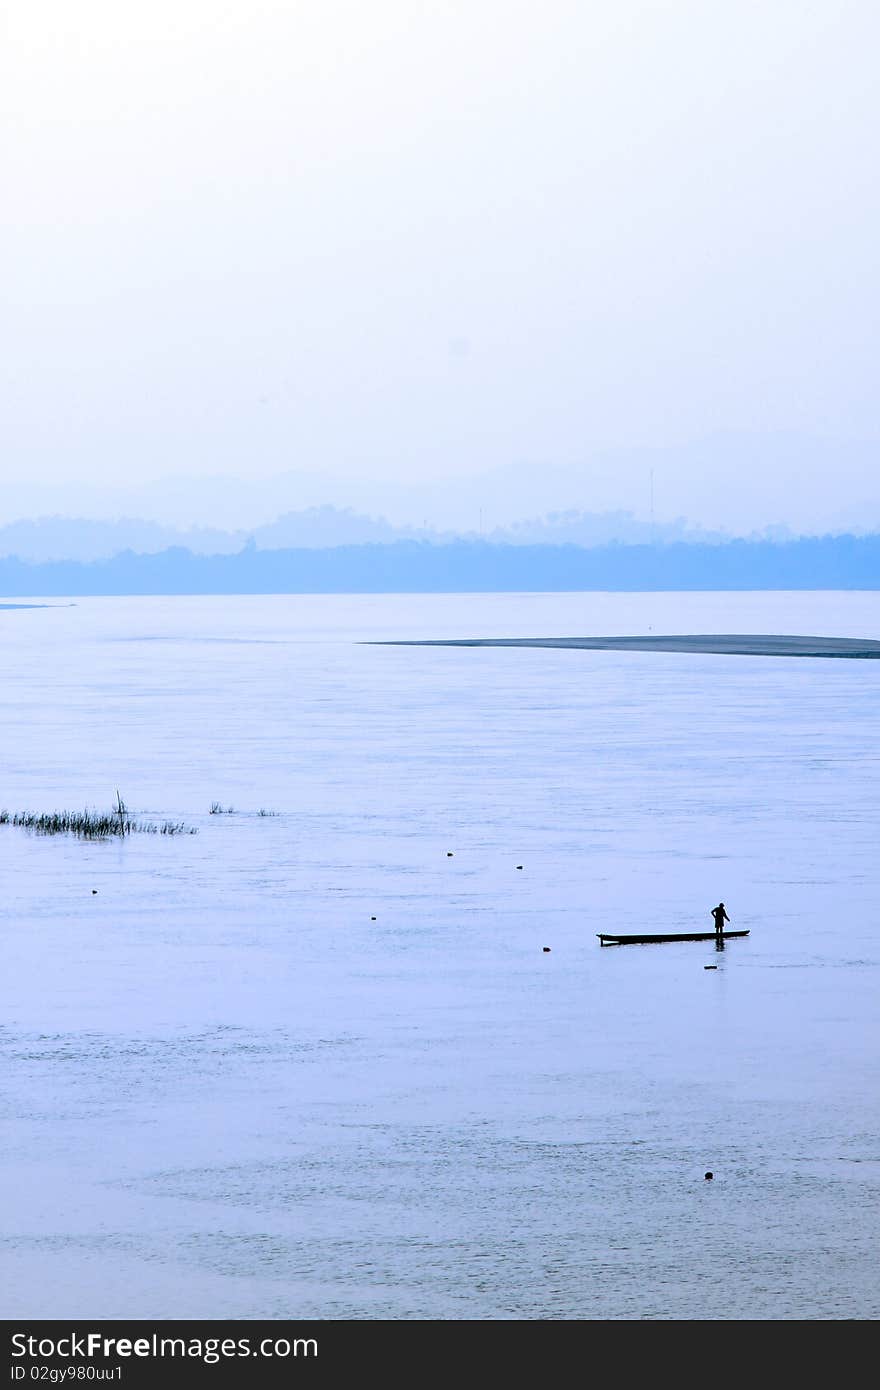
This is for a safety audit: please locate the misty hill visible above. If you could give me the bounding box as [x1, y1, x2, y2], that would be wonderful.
[0, 516, 240, 562]
[483, 510, 728, 546]
[0, 507, 745, 563]
[0, 535, 878, 596]
[0, 508, 421, 560]
[3, 435, 880, 538]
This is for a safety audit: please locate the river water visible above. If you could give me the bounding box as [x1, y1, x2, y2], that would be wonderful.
[1, 590, 879, 1319]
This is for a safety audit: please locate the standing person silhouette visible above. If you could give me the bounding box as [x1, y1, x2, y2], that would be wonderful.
[711, 902, 730, 940]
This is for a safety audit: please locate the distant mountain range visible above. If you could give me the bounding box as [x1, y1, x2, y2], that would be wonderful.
[3, 434, 880, 538]
[0, 506, 778, 563]
[1, 534, 878, 596]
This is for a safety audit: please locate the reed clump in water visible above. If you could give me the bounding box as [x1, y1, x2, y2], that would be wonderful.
[0, 809, 196, 838]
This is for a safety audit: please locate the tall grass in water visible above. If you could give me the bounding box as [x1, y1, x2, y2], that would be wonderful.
[0, 809, 196, 838]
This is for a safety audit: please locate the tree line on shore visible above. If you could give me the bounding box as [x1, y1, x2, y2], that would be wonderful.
[0, 534, 878, 595]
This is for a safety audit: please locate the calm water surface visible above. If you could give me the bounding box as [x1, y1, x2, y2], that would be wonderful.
[1, 591, 879, 1319]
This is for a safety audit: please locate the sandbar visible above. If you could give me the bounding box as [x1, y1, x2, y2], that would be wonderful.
[374, 634, 880, 658]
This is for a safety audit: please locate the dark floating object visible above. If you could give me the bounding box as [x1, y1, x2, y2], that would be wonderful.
[542, 947, 551, 952]
[704, 964, 717, 970]
[370, 916, 376, 921]
[447, 852, 453, 857]
[92, 890, 98, 895]
[516, 865, 523, 870]
[598, 930, 749, 946]
[704, 1172, 714, 1180]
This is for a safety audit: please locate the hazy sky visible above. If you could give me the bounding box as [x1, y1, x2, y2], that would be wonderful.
[2, 1, 879, 528]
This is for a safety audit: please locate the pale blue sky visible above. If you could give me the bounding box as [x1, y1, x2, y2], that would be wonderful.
[2, 2, 878, 529]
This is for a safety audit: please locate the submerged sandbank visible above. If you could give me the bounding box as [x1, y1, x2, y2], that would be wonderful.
[374, 634, 880, 658]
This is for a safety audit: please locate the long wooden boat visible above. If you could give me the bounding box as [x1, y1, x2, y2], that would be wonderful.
[597, 929, 750, 946]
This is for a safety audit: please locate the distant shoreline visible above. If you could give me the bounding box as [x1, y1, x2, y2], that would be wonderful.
[2, 534, 880, 594]
[374, 634, 880, 658]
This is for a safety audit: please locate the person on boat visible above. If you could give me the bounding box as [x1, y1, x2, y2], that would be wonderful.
[711, 902, 730, 937]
